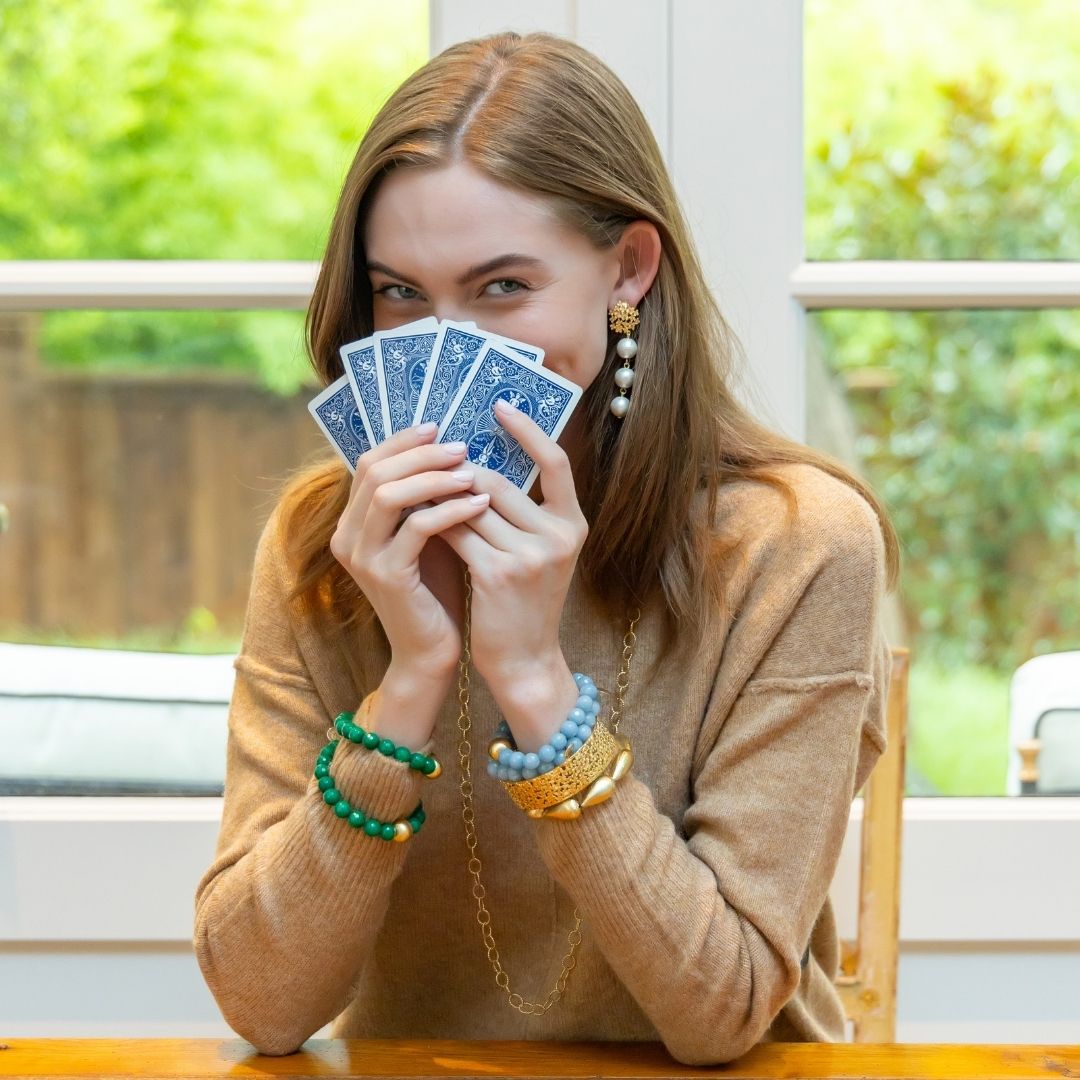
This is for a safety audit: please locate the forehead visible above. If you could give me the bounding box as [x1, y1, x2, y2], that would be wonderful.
[363, 161, 566, 257]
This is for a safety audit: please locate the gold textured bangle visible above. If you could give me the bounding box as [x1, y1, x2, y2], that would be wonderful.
[499, 720, 622, 812]
[534, 733, 634, 820]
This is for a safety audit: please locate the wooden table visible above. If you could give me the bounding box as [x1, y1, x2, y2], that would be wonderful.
[0, 1039, 1077, 1079]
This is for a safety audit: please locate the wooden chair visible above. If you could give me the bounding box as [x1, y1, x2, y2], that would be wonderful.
[835, 646, 909, 1042]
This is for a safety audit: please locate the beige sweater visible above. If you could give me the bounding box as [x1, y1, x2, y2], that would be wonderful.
[193, 461, 892, 1065]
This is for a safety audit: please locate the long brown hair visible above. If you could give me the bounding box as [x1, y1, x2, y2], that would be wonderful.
[278, 30, 901, 682]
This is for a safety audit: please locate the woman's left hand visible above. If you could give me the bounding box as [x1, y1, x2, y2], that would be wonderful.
[437, 398, 588, 704]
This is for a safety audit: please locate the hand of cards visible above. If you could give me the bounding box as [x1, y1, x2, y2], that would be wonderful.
[308, 317, 583, 496]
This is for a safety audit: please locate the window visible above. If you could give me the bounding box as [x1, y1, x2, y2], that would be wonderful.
[0, 2, 427, 795]
[804, 0, 1080, 797]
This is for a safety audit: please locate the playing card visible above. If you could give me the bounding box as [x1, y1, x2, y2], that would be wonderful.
[339, 336, 384, 446]
[436, 342, 581, 493]
[414, 322, 490, 429]
[415, 322, 546, 428]
[307, 375, 372, 472]
[495, 333, 545, 366]
[373, 317, 439, 438]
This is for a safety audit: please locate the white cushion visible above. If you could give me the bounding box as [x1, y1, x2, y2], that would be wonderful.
[0, 643, 236, 794]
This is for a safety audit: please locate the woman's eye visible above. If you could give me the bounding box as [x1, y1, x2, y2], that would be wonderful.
[483, 279, 526, 296]
[376, 284, 421, 300]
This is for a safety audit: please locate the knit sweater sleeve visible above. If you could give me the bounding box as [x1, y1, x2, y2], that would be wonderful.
[192, 508, 434, 1056]
[531, 476, 891, 1066]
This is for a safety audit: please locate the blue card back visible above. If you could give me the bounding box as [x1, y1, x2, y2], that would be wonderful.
[437, 344, 581, 492]
[374, 322, 439, 436]
[341, 340, 384, 445]
[307, 376, 372, 472]
[416, 324, 489, 429]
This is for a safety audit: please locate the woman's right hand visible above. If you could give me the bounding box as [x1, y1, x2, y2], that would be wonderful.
[329, 422, 488, 681]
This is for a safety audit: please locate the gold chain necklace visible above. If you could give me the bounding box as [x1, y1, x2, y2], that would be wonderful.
[455, 566, 641, 1015]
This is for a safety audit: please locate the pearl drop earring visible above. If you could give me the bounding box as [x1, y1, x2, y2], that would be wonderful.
[608, 299, 640, 419]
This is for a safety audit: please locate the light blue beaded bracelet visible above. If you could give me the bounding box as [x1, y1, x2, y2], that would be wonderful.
[486, 673, 602, 783]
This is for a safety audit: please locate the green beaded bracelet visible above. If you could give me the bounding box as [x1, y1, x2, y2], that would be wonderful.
[333, 711, 442, 778]
[314, 739, 426, 842]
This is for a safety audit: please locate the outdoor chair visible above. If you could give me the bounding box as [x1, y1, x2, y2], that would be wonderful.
[1007, 650, 1080, 796]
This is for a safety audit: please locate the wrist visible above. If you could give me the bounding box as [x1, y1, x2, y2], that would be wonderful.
[489, 657, 580, 755]
[375, 660, 454, 746]
[382, 656, 453, 708]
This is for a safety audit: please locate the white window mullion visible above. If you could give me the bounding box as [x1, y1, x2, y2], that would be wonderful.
[671, 0, 807, 441]
[793, 259, 1080, 308]
[4, 259, 1078, 312]
[0, 261, 317, 311]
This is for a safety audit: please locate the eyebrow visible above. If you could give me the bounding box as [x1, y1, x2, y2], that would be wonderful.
[366, 253, 546, 288]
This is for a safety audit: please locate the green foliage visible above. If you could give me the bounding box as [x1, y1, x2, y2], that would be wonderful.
[805, 1, 1080, 675]
[0, 0, 427, 391]
[907, 661, 1011, 796]
[805, 0, 1080, 262]
[0, 0, 428, 260]
[812, 304, 1080, 674]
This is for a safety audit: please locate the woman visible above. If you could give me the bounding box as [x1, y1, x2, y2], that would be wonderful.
[193, 30, 900, 1064]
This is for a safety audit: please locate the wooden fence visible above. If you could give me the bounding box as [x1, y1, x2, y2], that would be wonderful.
[0, 314, 330, 641]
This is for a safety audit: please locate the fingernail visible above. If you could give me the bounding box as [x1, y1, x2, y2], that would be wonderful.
[416, 422, 437, 435]
[443, 441, 467, 454]
[469, 493, 490, 505]
[494, 399, 511, 412]
[451, 469, 474, 482]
